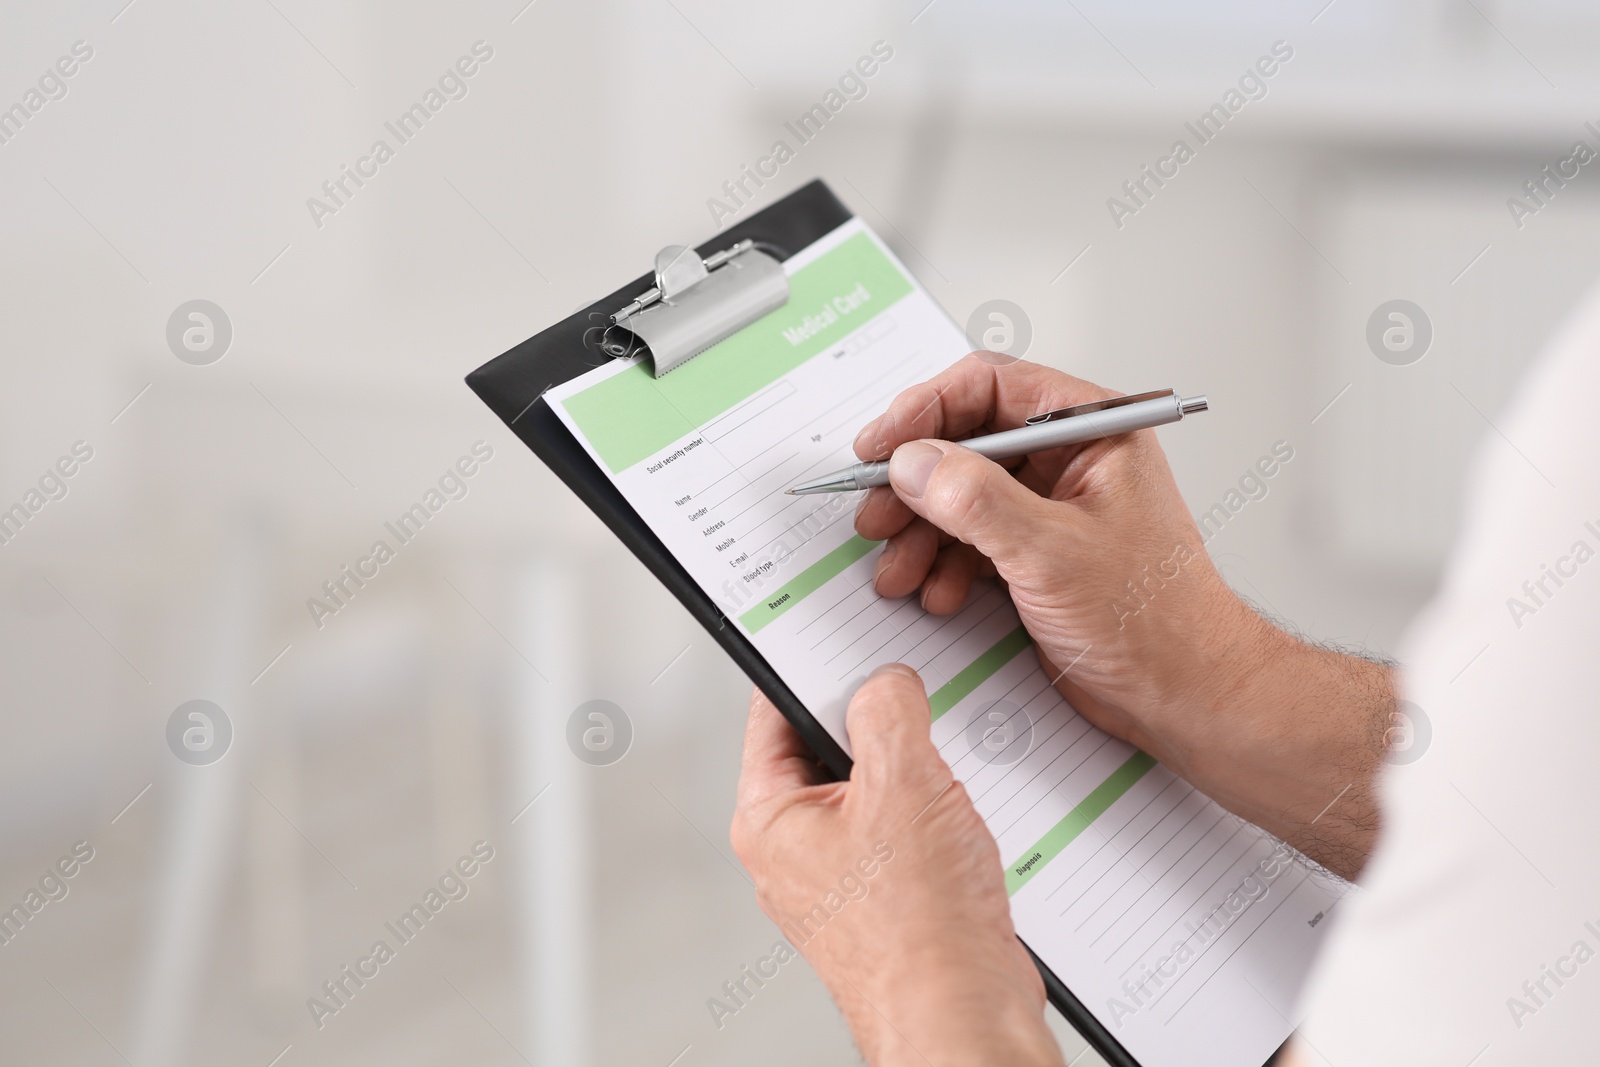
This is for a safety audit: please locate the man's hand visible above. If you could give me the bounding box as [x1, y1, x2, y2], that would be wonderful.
[853, 353, 1393, 879]
[731, 666, 1064, 1067]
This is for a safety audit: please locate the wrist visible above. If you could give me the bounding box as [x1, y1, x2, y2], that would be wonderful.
[851, 969, 1063, 1067]
[1120, 571, 1279, 764]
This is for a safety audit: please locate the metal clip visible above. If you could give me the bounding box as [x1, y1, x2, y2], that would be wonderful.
[1025, 389, 1190, 425]
[610, 240, 789, 377]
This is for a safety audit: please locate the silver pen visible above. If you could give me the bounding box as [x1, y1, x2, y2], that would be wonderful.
[787, 389, 1208, 495]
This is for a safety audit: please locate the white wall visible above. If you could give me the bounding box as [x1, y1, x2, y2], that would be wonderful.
[3, 0, 1598, 1063]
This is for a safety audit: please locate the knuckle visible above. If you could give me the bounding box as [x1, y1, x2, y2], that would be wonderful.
[930, 453, 993, 538]
[847, 680, 896, 730]
[899, 392, 941, 439]
[729, 813, 758, 864]
[857, 666, 924, 712]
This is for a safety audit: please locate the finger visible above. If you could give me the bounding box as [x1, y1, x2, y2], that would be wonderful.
[737, 687, 826, 813]
[873, 518, 940, 599]
[853, 354, 1116, 462]
[920, 542, 980, 615]
[844, 664, 949, 802]
[854, 485, 917, 541]
[888, 440, 1069, 564]
[1014, 453, 1060, 499]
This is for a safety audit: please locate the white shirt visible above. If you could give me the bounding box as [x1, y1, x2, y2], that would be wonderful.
[1297, 285, 1600, 1064]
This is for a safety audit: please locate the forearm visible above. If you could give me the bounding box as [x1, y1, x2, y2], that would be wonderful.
[835, 949, 1064, 1067]
[1166, 602, 1394, 880]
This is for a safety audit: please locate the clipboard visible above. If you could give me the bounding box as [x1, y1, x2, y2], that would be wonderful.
[465, 179, 1268, 1067]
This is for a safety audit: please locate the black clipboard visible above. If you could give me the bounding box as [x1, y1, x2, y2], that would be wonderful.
[466, 179, 1170, 1067]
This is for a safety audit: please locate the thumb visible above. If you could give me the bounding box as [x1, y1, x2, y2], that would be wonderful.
[888, 439, 1057, 561]
[845, 664, 950, 803]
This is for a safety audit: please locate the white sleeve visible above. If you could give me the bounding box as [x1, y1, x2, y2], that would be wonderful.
[1294, 284, 1600, 1066]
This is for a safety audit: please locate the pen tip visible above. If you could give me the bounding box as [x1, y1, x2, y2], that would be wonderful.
[783, 489, 795, 495]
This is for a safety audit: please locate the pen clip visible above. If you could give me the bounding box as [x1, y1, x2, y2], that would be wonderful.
[1024, 389, 1175, 425]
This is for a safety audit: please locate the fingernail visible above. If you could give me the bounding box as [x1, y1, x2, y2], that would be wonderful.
[871, 662, 919, 681]
[873, 540, 898, 581]
[856, 411, 899, 458]
[853, 418, 880, 456]
[890, 441, 942, 498]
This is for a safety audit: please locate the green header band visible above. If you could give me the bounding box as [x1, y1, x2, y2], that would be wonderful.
[1004, 751, 1157, 896]
[928, 625, 1033, 723]
[738, 535, 877, 634]
[561, 231, 915, 473]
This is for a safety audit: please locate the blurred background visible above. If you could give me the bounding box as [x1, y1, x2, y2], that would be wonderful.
[3, 0, 1600, 1063]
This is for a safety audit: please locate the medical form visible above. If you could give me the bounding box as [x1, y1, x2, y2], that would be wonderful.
[545, 217, 1343, 1067]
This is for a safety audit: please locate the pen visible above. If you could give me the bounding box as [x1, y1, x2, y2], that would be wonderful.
[787, 389, 1208, 494]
